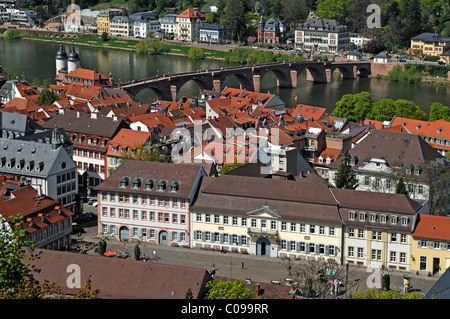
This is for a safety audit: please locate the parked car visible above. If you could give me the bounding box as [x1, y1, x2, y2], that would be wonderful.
[81, 212, 96, 221]
[437, 61, 445, 65]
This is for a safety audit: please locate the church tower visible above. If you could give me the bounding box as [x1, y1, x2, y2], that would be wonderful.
[55, 43, 68, 75]
[67, 43, 81, 73]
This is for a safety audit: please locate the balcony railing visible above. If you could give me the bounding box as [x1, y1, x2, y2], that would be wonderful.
[247, 228, 278, 238]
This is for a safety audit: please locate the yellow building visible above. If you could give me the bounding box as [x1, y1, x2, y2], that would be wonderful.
[440, 51, 450, 64]
[191, 175, 345, 262]
[410, 33, 450, 56]
[332, 188, 421, 272]
[97, 10, 121, 35]
[411, 214, 450, 276]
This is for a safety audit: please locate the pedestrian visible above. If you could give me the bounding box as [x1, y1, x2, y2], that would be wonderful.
[241, 262, 244, 269]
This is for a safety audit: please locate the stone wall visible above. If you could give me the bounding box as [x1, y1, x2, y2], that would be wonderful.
[370, 62, 403, 76]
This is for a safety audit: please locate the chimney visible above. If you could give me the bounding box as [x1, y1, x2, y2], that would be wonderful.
[254, 284, 261, 298]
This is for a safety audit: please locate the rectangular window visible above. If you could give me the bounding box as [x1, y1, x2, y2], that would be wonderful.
[319, 226, 325, 235]
[290, 223, 296, 232]
[271, 220, 277, 230]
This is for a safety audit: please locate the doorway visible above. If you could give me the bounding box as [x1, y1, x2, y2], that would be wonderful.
[159, 230, 169, 245]
[119, 226, 129, 241]
[256, 238, 271, 256]
[433, 257, 440, 275]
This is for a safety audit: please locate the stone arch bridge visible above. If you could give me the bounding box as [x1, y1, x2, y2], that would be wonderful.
[119, 61, 371, 101]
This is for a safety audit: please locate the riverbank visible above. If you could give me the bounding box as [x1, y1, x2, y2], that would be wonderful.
[1, 29, 308, 64]
[370, 74, 450, 86]
[0, 29, 233, 60]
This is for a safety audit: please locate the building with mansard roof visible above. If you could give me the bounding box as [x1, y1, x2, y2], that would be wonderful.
[294, 11, 350, 52]
[95, 160, 206, 244]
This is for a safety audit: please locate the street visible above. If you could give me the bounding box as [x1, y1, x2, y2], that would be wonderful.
[73, 203, 439, 298]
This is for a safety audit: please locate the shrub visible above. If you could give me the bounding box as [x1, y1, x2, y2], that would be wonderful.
[188, 47, 204, 60]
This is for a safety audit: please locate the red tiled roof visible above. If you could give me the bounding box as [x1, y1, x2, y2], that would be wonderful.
[292, 104, 328, 120]
[413, 214, 450, 241]
[177, 7, 205, 20]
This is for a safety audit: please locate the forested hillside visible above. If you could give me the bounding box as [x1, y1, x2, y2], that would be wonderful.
[26, 0, 450, 48]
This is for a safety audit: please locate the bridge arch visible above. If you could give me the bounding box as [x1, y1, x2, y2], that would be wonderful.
[176, 78, 212, 100]
[257, 67, 293, 88]
[213, 72, 255, 92]
[357, 65, 371, 77]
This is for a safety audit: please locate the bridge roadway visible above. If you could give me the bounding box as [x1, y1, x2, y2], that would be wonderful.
[118, 61, 372, 101]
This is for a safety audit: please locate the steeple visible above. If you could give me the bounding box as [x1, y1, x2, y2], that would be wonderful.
[67, 43, 81, 72]
[55, 43, 68, 75]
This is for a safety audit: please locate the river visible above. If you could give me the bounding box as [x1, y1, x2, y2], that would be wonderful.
[0, 38, 448, 114]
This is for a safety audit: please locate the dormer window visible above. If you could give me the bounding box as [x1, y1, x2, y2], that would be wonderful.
[390, 215, 398, 225]
[119, 176, 129, 188]
[170, 181, 180, 193]
[348, 211, 355, 220]
[132, 177, 142, 189]
[414, 166, 421, 176]
[359, 212, 366, 222]
[144, 178, 154, 190]
[369, 213, 377, 223]
[380, 214, 387, 223]
[401, 217, 409, 226]
[157, 180, 166, 191]
[406, 165, 413, 175]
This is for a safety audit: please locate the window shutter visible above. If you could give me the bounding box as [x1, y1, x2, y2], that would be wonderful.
[296, 242, 300, 252]
[177, 232, 181, 241]
[238, 236, 242, 245]
[287, 241, 291, 251]
[107, 224, 110, 233]
[315, 244, 320, 254]
[219, 233, 224, 244]
[138, 228, 142, 238]
[325, 245, 330, 255]
[201, 231, 206, 241]
[306, 243, 310, 253]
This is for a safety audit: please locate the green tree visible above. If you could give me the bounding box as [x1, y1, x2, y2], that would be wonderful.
[5, 29, 20, 39]
[98, 240, 107, 256]
[101, 31, 109, 42]
[0, 215, 40, 293]
[134, 244, 141, 260]
[37, 89, 59, 106]
[353, 288, 426, 299]
[368, 98, 397, 121]
[395, 177, 408, 196]
[429, 102, 450, 121]
[135, 36, 166, 55]
[399, 0, 423, 46]
[332, 91, 373, 123]
[206, 278, 257, 299]
[315, 0, 348, 24]
[393, 99, 427, 120]
[188, 47, 204, 60]
[387, 64, 421, 84]
[334, 149, 358, 189]
[222, 0, 247, 42]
